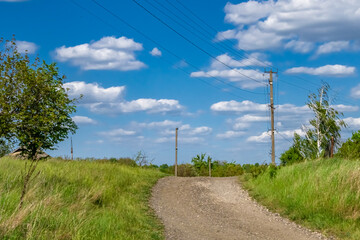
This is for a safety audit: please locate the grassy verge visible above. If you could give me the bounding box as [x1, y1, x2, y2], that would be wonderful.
[0, 157, 166, 240]
[241, 158, 360, 239]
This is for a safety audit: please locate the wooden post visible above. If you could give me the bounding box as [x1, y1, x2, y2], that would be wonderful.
[330, 136, 334, 158]
[175, 128, 178, 177]
[208, 157, 211, 177]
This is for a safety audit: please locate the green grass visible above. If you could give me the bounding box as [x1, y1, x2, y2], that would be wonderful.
[0, 157, 166, 240]
[241, 158, 360, 239]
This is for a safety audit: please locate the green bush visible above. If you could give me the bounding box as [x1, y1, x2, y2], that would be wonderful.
[337, 130, 360, 159]
[211, 161, 243, 177]
[280, 146, 304, 166]
[169, 164, 197, 177]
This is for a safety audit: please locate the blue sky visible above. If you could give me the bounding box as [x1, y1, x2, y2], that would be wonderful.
[1, 0, 360, 165]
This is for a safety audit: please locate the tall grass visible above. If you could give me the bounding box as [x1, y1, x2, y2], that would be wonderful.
[0, 157, 165, 240]
[241, 158, 360, 239]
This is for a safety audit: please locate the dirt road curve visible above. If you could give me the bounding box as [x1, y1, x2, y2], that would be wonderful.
[151, 177, 327, 240]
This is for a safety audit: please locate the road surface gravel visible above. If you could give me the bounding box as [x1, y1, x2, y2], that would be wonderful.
[150, 176, 329, 240]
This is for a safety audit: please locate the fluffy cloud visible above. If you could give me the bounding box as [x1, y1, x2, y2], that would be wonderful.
[285, 65, 356, 76]
[64, 81, 184, 115]
[99, 128, 136, 137]
[55, 36, 146, 71]
[88, 99, 184, 115]
[224, 1, 274, 25]
[190, 53, 269, 89]
[150, 47, 162, 56]
[72, 116, 97, 125]
[217, 131, 245, 139]
[231, 114, 269, 130]
[285, 40, 314, 53]
[218, 0, 360, 52]
[191, 68, 265, 89]
[211, 100, 356, 115]
[64, 81, 125, 103]
[210, 53, 271, 69]
[316, 41, 351, 55]
[14, 40, 38, 54]
[135, 120, 181, 129]
[161, 124, 212, 136]
[343, 117, 360, 128]
[247, 129, 305, 143]
[350, 84, 360, 99]
[211, 100, 268, 113]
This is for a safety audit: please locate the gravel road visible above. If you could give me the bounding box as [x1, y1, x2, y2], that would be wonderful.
[150, 177, 328, 240]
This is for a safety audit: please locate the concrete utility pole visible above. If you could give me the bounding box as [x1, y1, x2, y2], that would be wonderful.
[175, 128, 178, 177]
[265, 69, 277, 165]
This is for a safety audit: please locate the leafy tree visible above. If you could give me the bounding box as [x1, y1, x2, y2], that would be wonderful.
[337, 130, 360, 159]
[282, 84, 346, 162]
[191, 153, 211, 176]
[305, 83, 346, 158]
[0, 38, 77, 207]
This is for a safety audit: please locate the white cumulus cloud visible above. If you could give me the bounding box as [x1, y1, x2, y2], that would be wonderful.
[285, 40, 314, 53]
[64, 81, 184, 115]
[99, 128, 136, 137]
[343, 117, 360, 129]
[55, 36, 146, 71]
[135, 120, 181, 129]
[72, 116, 97, 125]
[351, 84, 360, 99]
[316, 41, 351, 55]
[285, 65, 356, 76]
[190, 53, 269, 89]
[218, 0, 360, 53]
[150, 47, 162, 56]
[247, 129, 305, 143]
[217, 131, 245, 139]
[64, 81, 125, 103]
[10, 40, 38, 54]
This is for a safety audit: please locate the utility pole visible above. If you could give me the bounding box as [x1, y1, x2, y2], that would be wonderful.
[265, 69, 277, 165]
[71, 137, 73, 160]
[175, 128, 178, 177]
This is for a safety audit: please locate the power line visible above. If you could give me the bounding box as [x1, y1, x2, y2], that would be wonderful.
[167, 0, 359, 107]
[151, 0, 271, 70]
[131, 0, 267, 87]
[70, 0, 264, 100]
[171, 0, 273, 69]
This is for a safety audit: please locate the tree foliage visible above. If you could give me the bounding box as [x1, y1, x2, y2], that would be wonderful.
[0, 138, 12, 157]
[0, 37, 78, 208]
[337, 130, 360, 159]
[0, 38, 77, 160]
[305, 83, 346, 158]
[281, 83, 346, 162]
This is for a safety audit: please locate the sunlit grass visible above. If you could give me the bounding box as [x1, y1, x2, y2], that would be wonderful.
[241, 158, 360, 239]
[0, 157, 165, 240]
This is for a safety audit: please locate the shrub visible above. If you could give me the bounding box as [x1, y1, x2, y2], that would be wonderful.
[169, 164, 197, 177]
[280, 146, 304, 166]
[337, 130, 360, 159]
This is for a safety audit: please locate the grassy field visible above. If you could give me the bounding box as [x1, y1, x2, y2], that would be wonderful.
[0, 157, 166, 240]
[241, 158, 360, 239]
